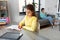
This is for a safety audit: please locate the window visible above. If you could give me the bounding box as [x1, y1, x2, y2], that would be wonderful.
[19, 0, 25, 12]
[34, 0, 39, 11]
[26, 0, 33, 5]
[19, 0, 40, 13]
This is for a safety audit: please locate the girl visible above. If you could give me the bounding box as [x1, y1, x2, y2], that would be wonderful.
[18, 4, 38, 32]
[40, 8, 53, 26]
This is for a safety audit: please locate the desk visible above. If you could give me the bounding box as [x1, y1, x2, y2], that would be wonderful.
[0, 26, 49, 40]
[20, 29, 49, 40]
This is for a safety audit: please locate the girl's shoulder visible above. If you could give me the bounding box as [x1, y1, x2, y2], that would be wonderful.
[25, 15, 27, 17]
[32, 16, 37, 20]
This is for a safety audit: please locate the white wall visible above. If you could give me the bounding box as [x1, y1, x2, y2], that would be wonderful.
[45, 0, 58, 15]
[8, 0, 25, 24]
[40, 0, 45, 9]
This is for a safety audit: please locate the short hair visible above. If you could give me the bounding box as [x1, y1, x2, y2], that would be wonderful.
[41, 8, 44, 11]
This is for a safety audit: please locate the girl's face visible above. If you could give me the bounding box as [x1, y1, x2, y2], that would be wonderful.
[26, 9, 33, 16]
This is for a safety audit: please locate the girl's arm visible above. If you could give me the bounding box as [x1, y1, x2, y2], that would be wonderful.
[18, 17, 25, 29]
[23, 18, 37, 32]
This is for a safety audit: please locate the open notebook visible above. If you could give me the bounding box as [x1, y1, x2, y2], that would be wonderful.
[7, 25, 21, 31]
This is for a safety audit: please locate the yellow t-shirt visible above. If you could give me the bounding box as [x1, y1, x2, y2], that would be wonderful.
[19, 15, 38, 32]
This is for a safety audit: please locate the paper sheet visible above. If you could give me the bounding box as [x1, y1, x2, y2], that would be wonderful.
[7, 25, 21, 31]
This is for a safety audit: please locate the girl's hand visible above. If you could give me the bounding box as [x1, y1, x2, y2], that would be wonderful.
[18, 25, 22, 29]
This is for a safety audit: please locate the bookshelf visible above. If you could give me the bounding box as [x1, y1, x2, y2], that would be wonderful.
[0, 1, 9, 25]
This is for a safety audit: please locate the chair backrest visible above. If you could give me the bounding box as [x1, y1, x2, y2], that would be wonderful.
[36, 22, 40, 33]
[38, 22, 40, 30]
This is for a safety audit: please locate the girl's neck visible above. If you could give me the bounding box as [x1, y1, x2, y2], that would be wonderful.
[28, 15, 32, 18]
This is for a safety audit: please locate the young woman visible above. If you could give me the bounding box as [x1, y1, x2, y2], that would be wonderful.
[18, 4, 38, 32]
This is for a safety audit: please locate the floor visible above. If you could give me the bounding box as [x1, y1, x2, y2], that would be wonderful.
[40, 26, 60, 40]
[0, 25, 60, 40]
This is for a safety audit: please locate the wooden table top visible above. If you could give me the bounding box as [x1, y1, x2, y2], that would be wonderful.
[0, 22, 6, 25]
